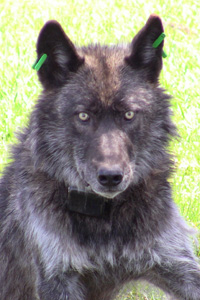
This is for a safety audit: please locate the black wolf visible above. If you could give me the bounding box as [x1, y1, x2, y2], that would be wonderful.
[0, 15, 200, 300]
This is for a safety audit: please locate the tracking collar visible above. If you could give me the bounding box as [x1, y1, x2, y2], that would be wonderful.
[67, 187, 111, 218]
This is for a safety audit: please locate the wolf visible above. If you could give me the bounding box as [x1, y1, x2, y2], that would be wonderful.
[0, 14, 200, 300]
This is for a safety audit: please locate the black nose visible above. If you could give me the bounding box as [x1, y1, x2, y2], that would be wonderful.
[97, 167, 123, 187]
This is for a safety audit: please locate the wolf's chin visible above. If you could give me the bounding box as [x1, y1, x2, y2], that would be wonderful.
[91, 189, 122, 199]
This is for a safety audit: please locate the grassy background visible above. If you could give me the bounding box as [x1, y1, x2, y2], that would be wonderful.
[0, 0, 200, 298]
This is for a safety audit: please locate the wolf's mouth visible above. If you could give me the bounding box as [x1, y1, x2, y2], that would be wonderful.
[83, 182, 122, 199]
[90, 188, 122, 199]
[76, 178, 113, 198]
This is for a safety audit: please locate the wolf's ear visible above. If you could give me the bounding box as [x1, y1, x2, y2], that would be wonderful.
[125, 15, 164, 84]
[35, 20, 84, 89]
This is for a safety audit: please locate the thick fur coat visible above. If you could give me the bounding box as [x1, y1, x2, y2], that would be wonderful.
[0, 15, 200, 300]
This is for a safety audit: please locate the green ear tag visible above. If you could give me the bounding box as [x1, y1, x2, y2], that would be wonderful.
[152, 33, 167, 58]
[32, 54, 47, 71]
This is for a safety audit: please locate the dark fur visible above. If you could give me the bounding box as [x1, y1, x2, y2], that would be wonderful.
[0, 15, 200, 300]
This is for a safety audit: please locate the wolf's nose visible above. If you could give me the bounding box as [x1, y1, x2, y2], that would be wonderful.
[97, 167, 123, 187]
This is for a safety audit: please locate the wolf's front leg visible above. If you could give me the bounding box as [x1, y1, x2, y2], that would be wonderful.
[145, 256, 200, 299]
[38, 272, 86, 300]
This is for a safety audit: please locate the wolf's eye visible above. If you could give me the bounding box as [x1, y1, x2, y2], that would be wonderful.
[124, 111, 135, 120]
[78, 112, 90, 122]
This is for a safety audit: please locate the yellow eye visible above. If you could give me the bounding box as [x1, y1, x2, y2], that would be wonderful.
[124, 111, 135, 120]
[78, 112, 90, 122]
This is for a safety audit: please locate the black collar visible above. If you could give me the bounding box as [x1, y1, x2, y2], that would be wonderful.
[67, 187, 112, 217]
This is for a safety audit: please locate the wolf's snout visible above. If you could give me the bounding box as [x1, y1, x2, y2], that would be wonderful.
[97, 167, 123, 187]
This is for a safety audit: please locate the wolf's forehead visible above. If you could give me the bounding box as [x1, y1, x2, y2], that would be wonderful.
[82, 46, 125, 68]
[79, 46, 126, 105]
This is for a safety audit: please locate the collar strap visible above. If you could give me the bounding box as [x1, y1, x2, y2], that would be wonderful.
[67, 187, 111, 217]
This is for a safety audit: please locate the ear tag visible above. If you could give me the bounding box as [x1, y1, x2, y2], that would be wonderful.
[152, 33, 167, 58]
[32, 54, 47, 71]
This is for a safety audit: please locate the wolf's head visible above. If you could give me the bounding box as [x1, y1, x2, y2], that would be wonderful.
[30, 15, 176, 199]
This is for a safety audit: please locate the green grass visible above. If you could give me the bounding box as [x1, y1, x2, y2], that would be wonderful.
[0, 0, 200, 299]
